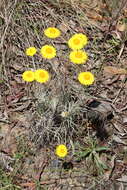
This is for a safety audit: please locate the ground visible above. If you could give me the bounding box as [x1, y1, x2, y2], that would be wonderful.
[0, 0, 127, 189]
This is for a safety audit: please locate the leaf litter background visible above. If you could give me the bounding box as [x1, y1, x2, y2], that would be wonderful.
[0, 0, 127, 189]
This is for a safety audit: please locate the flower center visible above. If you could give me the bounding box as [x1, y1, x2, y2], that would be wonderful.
[84, 74, 90, 80]
[60, 149, 65, 153]
[46, 48, 53, 54]
[39, 72, 46, 78]
[75, 52, 83, 58]
[50, 28, 56, 34]
[73, 38, 80, 45]
[26, 73, 33, 78]
[29, 49, 34, 54]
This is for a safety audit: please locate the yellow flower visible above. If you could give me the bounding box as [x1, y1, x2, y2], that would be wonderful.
[40, 45, 56, 59]
[25, 47, 37, 56]
[68, 33, 88, 50]
[22, 70, 35, 82]
[34, 69, 50, 83]
[44, 27, 61, 38]
[61, 111, 69, 118]
[69, 50, 88, 64]
[78, 72, 94, 85]
[55, 144, 68, 158]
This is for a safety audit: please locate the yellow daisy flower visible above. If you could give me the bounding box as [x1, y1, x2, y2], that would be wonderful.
[69, 50, 88, 64]
[55, 144, 68, 158]
[40, 45, 56, 59]
[68, 33, 88, 50]
[25, 47, 37, 56]
[34, 69, 50, 83]
[22, 70, 35, 82]
[44, 27, 61, 38]
[78, 72, 94, 85]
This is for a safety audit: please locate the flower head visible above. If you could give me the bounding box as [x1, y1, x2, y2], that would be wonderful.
[22, 70, 35, 82]
[68, 33, 88, 50]
[44, 27, 61, 38]
[25, 47, 37, 56]
[61, 111, 69, 118]
[69, 50, 88, 64]
[55, 144, 68, 158]
[35, 69, 50, 83]
[78, 72, 94, 85]
[40, 45, 56, 59]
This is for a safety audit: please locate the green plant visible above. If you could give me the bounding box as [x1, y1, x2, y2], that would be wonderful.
[75, 138, 109, 175]
[0, 169, 21, 190]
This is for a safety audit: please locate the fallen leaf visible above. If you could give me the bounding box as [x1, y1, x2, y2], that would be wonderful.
[0, 123, 10, 138]
[113, 135, 127, 145]
[123, 117, 127, 125]
[112, 122, 124, 133]
[110, 154, 116, 169]
[124, 8, 127, 17]
[103, 66, 127, 76]
[116, 23, 127, 32]
[87, 12, 103, 21]
[20, 182, 35, 188]
[116, 175, 127, 182]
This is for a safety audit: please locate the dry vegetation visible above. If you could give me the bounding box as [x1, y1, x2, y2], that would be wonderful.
[0, 0, 127, 189]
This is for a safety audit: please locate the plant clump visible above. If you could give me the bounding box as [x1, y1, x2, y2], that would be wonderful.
[22, 26, 96, 147]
